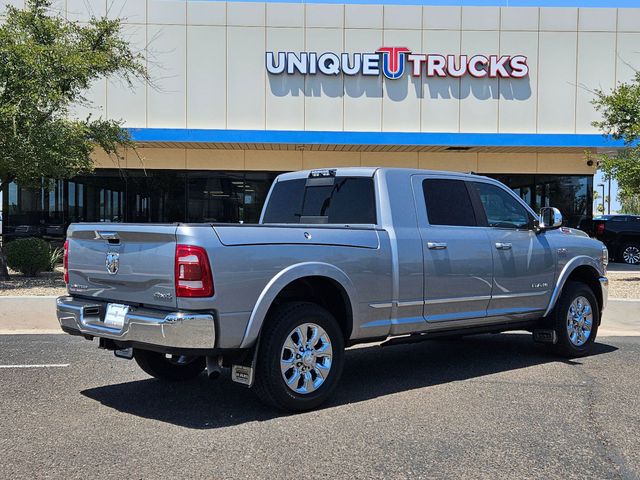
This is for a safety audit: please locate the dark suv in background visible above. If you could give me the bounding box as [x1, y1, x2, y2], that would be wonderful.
[593, 215, 640, 265]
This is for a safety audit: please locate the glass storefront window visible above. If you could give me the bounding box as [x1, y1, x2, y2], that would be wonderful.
[187, 172, 243, 223]
[244, 172, 279, 223]
[126, 170, 186, 223]
[488, 174, 592, 229]
[1, 168, 593, 239]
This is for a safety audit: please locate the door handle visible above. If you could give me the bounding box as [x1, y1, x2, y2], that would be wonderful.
[427, 242, 448, 250]
[495, 242, 512, 250]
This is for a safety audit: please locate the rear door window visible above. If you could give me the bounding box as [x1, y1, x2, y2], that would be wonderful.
[262, 177, 377, 224]
[422, 179, 477, 227]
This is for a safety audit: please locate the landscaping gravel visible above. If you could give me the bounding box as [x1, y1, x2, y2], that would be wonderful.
[0, 267, 66, 297]
[607, 269, 640, 300]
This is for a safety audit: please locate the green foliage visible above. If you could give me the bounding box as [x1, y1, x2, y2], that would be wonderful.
[0, 0, 147, 186]
[48, 246, 64, 271]
[619, 193, 640, 214]
[597, 149, 640, 197]
[592, 71, 640, 143]
[5, 237, 51, 276]
[592, 71, 640, 199]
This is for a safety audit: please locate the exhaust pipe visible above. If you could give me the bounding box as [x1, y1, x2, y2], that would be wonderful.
[206, 355, 222, 380]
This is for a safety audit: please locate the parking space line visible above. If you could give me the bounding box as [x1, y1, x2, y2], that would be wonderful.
[0, 364, 70, 369]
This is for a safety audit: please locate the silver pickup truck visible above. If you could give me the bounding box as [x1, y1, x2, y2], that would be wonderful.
[57, 168, 609, 411]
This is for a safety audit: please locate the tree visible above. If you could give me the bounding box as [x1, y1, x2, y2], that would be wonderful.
[592, 190, 600, 214]
[619, 193, 640, 214]
[592, 71, 640, 208]
[0, 0, 146, 279]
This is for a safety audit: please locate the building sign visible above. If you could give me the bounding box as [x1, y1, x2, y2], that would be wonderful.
[266, 47, 529, 79]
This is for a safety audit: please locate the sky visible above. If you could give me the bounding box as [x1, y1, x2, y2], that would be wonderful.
[594, 170, 620, 214]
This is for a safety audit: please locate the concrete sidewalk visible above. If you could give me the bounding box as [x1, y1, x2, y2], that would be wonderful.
[0, 295, 637, 336]
[0, 297, 60, 334]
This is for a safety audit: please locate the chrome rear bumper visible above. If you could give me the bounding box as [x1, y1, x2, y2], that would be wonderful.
[56, 296, 216, 350]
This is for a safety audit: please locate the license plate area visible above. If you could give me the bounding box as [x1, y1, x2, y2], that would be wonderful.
[103, 303, 129, 330]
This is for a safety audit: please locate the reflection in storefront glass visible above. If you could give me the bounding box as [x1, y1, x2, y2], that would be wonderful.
[489, 174, 592, 229]
[1, 169, 592, 240]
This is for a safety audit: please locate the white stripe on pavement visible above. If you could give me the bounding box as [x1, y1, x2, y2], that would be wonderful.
[0, 364, 69, 369]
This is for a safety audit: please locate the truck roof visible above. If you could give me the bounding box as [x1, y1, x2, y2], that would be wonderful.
[276, 167, 490, 182]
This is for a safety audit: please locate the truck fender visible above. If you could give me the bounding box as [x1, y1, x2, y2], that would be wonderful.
[239, 262, 358, 349]
[543, 255, 605, 318]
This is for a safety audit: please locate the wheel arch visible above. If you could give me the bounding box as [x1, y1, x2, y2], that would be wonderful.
[239, 263, 357, 349]
[544, 256, 605, 319]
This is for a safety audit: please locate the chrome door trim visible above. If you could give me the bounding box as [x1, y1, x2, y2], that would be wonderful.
[372, 291, 549, 310]
[491, 290, 549, 300]
[396, 300, 425, 308]
[425, 295, 491, 305]
[368, 302, 393, 309]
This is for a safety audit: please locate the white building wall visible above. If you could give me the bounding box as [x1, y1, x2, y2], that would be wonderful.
[4, 1, 640, 135]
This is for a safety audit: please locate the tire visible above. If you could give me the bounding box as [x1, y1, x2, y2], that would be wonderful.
[619, 242, 640, 265]
[133, 349, 206, 381]
[550, 281, 600, 358]
[253, 302, 345, 412]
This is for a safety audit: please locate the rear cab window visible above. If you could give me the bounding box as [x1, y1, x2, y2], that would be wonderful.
[262, 175, 377, 225]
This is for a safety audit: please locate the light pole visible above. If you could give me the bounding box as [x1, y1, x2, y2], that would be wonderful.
[597, 183, 605, 215]
[607, 176, 612, 214]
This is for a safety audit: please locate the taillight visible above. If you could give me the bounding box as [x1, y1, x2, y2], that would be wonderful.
[63, 239, 69, 284]
[175, 245, 214, 298]
[595, 222, 605, 236]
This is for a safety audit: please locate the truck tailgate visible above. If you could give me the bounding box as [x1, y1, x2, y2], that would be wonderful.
[66, 224, 178, 309]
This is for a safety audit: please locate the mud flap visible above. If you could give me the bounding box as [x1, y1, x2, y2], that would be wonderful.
[533, 329, 557, 344]
[231, 335, 260, 388]
[114, 347, 134, 359]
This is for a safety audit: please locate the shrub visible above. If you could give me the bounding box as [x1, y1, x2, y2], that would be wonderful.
[48, 246, 64, 272]
[5, 238, 52, 276]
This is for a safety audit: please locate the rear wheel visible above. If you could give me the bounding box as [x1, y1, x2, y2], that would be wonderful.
[550, 281, 599, 358]
[253, 302, 345, 412]
[620, 242, 640, 265]
[133, 349, 205, 381]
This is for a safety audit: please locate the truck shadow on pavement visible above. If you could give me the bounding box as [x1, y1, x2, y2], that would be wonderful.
[81, 334, 617, 429]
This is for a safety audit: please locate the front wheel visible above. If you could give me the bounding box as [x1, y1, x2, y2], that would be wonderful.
[133, 349, 206, 381]
[253, 302, 345, 412]
[550, 281, 599, 358]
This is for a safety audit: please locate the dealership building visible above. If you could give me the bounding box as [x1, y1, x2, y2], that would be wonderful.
[2, 0, 639, 237]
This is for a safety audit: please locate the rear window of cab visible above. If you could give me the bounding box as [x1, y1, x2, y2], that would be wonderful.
[262, 177, 377, 225]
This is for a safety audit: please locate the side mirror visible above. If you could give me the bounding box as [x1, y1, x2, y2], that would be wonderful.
[539, 207, 563, 230]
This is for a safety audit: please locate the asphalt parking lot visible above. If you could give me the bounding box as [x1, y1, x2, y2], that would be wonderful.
[1, 334, 639, 479]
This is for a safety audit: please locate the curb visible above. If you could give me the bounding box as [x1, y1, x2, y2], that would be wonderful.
[0, 329, 63, 335]
[0, 295, 59, 299]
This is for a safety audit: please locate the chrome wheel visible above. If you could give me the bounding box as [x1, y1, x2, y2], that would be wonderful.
[280, 323, 333, 395]
[566, 296, 593, 347]
[622, 245, 640, 264]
